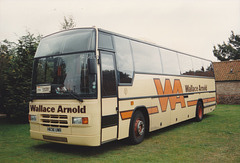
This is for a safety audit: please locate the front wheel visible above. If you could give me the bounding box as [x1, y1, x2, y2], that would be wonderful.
[196, 101, 204, 122]
[129, 111, 146, 145]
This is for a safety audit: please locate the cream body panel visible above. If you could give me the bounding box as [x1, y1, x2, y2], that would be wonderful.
[118, 118, 131, 139]
[102, 126, 117, 142]
[150, 97, 171, 131]
[102, 98, 117, 116]
[119, 74, 158, 98]
[118, 73, 216, 139]
[204, 105, 215, 114]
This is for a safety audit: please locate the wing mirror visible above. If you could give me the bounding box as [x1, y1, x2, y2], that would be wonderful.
[88, 58, 97, 74]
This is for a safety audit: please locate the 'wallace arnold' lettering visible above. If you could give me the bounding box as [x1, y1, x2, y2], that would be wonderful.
[30, 105, 86, 113]
[185, 85, 207, 92]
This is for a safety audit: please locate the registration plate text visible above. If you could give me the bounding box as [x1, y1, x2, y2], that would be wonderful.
[47, 127, 61, 133]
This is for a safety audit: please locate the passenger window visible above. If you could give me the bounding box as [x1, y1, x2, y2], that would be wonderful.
[160, 49, 180, 75]
[101, 52, 117, 97]
[98, 32, 114, 50]
[178, 53, 194, 75]
[131, 41, 162, 73]
[192, 57, 204, 76]
[114, 36, 134, 83]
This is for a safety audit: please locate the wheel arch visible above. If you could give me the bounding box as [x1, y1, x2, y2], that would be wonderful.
[130, 105, 150, 134]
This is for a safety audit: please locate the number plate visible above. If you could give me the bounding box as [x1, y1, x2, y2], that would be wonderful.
[47, 127, 61, 133]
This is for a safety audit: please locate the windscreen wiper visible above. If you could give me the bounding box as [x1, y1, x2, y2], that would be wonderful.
[66, 91, 83, 102]
[55, 86, 83, 102]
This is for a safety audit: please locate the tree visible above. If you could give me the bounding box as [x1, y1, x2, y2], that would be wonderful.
[0, 40, 16, 117]
[213, 31, 240, 61]
[60, 16, 76, 30]
[0, 32, 41, 122]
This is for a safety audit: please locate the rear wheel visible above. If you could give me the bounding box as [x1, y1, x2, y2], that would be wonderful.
[196, 101, 204, 122]
[129, 111, 146, 144]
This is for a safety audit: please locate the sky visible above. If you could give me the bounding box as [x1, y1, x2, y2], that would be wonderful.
[0, 0, 240, 61]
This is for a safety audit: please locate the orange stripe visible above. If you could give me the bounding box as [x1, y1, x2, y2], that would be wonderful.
[203, 97, 216, 103]
[147, 106, 159, 115]
[120, 110, 133, 120]
[188, 97, 216, 107]
[187, 100, 198, 107]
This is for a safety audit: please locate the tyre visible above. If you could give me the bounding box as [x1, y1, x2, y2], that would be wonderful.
[129, 111, 146, 144]
[196, 101, 204, 122]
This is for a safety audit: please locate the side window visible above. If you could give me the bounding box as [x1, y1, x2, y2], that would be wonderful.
[114, 36, 134, 83]
[178, 53, 194, 75]
[192, 57, 204, 76]
[98, 32, 114, 50]
[101, 52, 117, 97]
[131, 41, 162, 73]
[160, 49, 180, 75]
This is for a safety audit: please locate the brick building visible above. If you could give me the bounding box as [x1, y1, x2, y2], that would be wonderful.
[213, 60, 240, 104]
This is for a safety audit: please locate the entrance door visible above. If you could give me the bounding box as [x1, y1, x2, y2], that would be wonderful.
[100, 51, 118, 143]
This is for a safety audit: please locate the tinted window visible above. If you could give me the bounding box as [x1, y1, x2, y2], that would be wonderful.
[114, 36, 134, 83]
[35, 29, 96, 58]
[131, 41, 162, 73]
[160, 49, 180, 75]
[178, 53, 194, 75]
[98, 32, 114, 50]
[101, 52, 117, 96]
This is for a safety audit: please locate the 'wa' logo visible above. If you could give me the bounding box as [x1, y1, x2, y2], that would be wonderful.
[154, 79, 186, 112]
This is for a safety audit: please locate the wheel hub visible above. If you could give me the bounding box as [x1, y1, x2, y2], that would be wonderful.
[198, 105, 203, 119]
[135, 119, 144, 136]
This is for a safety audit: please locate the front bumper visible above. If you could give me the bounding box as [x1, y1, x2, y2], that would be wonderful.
[30, 130, 101, 146]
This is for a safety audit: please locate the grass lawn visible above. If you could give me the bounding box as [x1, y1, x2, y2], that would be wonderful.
[0, 104, 239, 162]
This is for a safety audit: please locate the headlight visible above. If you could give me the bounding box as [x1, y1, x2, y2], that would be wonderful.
[72, 117, 88, 124]
[29, 115, 36, 121]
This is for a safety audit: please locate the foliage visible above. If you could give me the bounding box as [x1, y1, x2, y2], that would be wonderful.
[0, 40, 16, 116]
[0, 32, 40, 122]
[60, 16, 76, 30]
[0, 105, 239, 162]
[213, 31, 240, 61]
